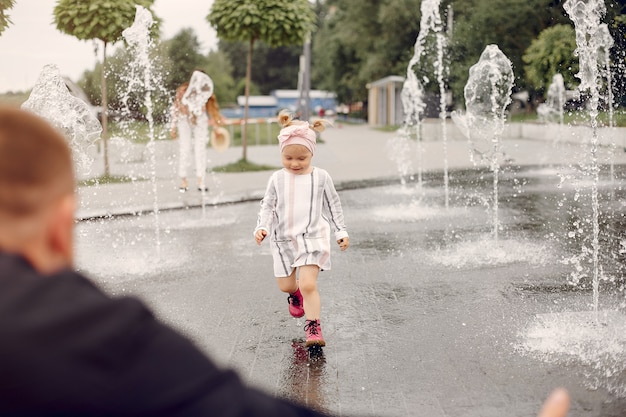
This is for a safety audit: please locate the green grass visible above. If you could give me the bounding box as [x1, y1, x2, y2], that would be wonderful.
[78, 175, 140, 187]
[375, 125, 401, 132]
[212, 158, 278, 173]
[0, 91, 29, 107]
[509, 112, 539, 123]
[510, 110, 626, 127]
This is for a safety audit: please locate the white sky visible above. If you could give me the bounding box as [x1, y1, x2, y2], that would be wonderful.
[0, 0, 218, 93]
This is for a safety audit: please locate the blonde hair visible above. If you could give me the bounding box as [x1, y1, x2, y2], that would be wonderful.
[173, 82, 190, 118]
[278, 109, 329, 133]
[206, 94, 222, 123]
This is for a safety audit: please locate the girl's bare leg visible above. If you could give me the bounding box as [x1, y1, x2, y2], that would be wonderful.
[276, 269, 298, 294]
[298, 265, 320, 320]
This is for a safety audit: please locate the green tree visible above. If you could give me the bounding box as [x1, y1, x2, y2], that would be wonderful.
[207, 0, 315, 161]
[203, 50, 237, 106]
[523, 24, 578, 94]
[448, 0, 569, 106]
[79, 42, 170, 123]
[219, 40, 300, 95]
[0, 0, 15, 35]
[312, 0, 423, 105]
[54, 0, 157, 176]
[163, 28, 207, 93]
[161, 31, 237, 107]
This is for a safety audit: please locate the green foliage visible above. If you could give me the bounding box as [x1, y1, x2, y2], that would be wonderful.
[208, 0, 316, 161]
[0, 90, 28, 105]
[54, 0, 157, 44]
[523, 24, 578, 93]
[310, 0, 626, 109]
[235, 78, 260, 97]
[312, 0, 422, 104]
[160, 29, 237, 106]
[77, 66, 102, 105]
[510, 109, 626, 128]
[204, 50, 237, 105]
[448, 0, 569, 104]
[77, 45, 169, 122]
[219, 40, 300, 94]
[162, 28, 207, 92]
[0, 0, 15, 35]
[78, 175, 139, 187]
[54, 0, 160, 176]
[207, 0, 316, 47]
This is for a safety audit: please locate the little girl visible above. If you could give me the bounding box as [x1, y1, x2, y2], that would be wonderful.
[254, 111, 349, 347]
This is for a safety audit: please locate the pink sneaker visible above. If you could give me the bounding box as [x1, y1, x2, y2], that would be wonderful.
[304, 319, 325, 347]
[287, 288, 304, 318]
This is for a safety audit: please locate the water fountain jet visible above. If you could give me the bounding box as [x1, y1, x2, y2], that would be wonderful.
[22, 64, 101, 177]
[537, 74, 566, 125]
[394, 0, 449, 203]
[452, 45, 514, 242]
[564, 0, 614, 316]
[120, 5, 162, 254]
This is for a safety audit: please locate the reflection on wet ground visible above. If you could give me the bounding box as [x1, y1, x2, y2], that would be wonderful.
[76, 164, 626, 416]
[279, 340, 328, 413]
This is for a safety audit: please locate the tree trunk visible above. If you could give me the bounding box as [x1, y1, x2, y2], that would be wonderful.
[101, 41, 110, 177]
[242, 37, 255, 162]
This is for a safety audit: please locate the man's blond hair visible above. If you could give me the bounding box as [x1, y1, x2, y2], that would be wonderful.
[0, 106, 75, 220]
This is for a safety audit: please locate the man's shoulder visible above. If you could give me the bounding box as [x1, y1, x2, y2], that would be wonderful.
[0, 252, 99, 296]
[0, 251, 149, 328]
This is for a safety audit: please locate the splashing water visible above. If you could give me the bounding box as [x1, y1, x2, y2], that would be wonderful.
[121, 6, 162, 254]
[453, 45, 514, 242]
[386, 126, 416, 187]
[393, 72, 425, 187]
[395, 0, 449, 205]
[564, 0, 614, 315]
[182, 71, 214, 117]
[428, 236, 553, 269]
[516, 1, 621, 396]
[21, 64, 102, 178]
[519, 310, 626, 397]
[537, 74, 566, 125]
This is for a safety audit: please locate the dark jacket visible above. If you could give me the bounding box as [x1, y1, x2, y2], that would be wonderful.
[0, 252, 329, 417]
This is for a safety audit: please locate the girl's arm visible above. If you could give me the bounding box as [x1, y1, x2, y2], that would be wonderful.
[321, 172, 349, 243]
[254, 174, 277, 244]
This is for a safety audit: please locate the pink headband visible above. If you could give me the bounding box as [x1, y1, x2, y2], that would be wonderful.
[278, 123, 316, 154]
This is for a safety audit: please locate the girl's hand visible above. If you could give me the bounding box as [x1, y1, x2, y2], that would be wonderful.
[255, 230, 267, 245]
[337, 237, 349, 251]
[170, 127, 177, 139]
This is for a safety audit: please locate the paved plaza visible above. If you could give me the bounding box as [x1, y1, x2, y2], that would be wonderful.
[75, 122, 626, 416]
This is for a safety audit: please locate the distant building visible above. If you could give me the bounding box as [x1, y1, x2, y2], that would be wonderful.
[367, 75, 404, 127]
[273, 89, 337, 115]
[235, 95, 278, 118]
[223, 89, 337, 119]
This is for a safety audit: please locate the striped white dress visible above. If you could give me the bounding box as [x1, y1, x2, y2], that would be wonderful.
[255, 167, 349, 277]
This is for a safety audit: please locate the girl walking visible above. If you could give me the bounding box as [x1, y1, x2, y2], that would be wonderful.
[254, 111, 349, 347]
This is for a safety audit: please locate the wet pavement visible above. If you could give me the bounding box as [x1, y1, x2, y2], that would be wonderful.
[74, 122, 626, 416]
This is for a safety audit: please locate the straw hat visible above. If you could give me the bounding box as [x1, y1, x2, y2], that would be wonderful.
[210, 126, 230, 152]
